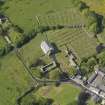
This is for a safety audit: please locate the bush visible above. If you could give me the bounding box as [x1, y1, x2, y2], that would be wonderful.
[0, 0, 5, 6]
[37, 26, 50, 33]
[0, 47, 5, 56]
[73, 1, 104, 35]
[5, 44, 14, 54]
[14, 25, 24, 33]
[77, 91, 90, 105]
[80, 57, 97, 76]
[78, 1, 89, 11]
[97, 50, 105, 67]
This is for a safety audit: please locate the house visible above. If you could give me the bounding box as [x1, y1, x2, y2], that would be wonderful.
[87, 71, 98, 84]
[88, 70, 105, 99]
[41, 41, 54, 55]
[40, 61, 57, 73]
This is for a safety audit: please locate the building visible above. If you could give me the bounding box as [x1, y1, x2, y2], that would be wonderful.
[40, 61, 57, 73]
[41, 41, 54, 55]
[87, 71, 98, 84]
[88, 70, 105, 99]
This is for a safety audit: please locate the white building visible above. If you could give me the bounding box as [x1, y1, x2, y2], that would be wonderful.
[41, 41, 54, 55]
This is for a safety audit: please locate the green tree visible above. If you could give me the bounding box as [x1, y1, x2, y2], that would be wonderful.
[49, 70, 60, 80]
[80, 57, 97, 76]
[87, 57, 97, 72]
[97, 50, 105, 67]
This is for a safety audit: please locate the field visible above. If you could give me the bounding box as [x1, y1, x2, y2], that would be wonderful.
[0, 52, 32, 105]
[38, 9, 85, 27]
[82, 0, 105, 15]
[17, 27, 98, 78]
[47, 28, 98, 60]
[2, 0, 76, 33]
[0, 0, 102, 105]
[35, 84, 81, 105]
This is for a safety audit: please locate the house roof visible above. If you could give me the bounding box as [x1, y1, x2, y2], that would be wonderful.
[40, 41, 53, 55]
[89, 70, 105, 92]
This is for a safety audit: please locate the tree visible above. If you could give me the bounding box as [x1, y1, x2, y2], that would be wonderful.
[80, 57, 97, 76]
[87, 57, 97, 72]
[89, 22, 98, 35]
[97, 50, 105, 67]
[80, 62, 88, 76]
[78, 1, 89, 11]
[0, 0, 5, 6]
[14, 25, 24, 33]
[5, 44, 13, 54]
[102, 17, 105, 28]
[77, 91, 90, 105]
[0, 47, 5, 56]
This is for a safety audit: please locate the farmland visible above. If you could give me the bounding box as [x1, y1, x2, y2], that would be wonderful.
[19, 28, 98, 64]
[82, 0, 105, 15]
[2, 0, 76, 33]
[47, 28, 98, 59]
[0, 0, 104, 105]
[38, 9, 85, 26]
[35, 84, 81, 105]
[0, 52, 31, 105]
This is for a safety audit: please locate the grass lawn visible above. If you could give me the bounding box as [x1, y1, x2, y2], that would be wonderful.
[0, 52, 32, 105]
[35, 84, 80, 105]
[2, 0, 75, 33]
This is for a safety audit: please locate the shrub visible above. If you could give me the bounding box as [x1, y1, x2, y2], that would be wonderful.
[73, 1, 104, 35]
[97, 50, 105, 67]
[0, 47, 5, 56]
[14, 25, 24, 33]
[5, 44, 14, 54]
[80, 57, 97, 76]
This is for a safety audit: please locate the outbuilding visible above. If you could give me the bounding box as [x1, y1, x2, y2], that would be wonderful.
[41, 41, 54, 55]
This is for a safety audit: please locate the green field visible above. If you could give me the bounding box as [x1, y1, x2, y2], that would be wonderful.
[47, 28, 98, 59]
[2, 0, 76, 33]
[19, 28, 98, 64]
[82, 0, 105, 15]
[0, 0, 102, 105]
[36, 84, 80, 105]
[0, 52, 32, 105]
[38, 9, 85, 26]
[17, 28, 98, 78]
